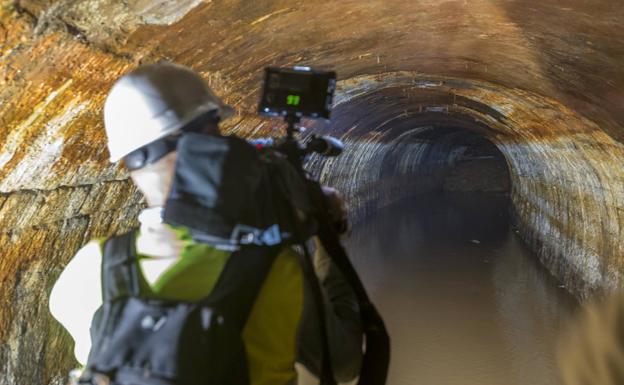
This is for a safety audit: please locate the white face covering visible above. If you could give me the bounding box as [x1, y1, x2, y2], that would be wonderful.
[136, 206, 184, 259]
[135, 206, 186, 286]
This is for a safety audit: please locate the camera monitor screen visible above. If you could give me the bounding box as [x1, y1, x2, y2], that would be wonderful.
[258, 67, 336, 119]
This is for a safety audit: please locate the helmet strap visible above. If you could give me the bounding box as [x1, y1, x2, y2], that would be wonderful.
[123, 135, 179, 171]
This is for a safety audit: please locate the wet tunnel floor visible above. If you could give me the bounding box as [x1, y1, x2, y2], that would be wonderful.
[344, 193, 578, 385]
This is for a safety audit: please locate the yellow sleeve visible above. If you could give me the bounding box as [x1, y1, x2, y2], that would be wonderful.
[242, 248, 304, 385]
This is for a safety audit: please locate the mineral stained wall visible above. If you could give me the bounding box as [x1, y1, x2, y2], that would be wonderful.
[0, 0, 623, 383]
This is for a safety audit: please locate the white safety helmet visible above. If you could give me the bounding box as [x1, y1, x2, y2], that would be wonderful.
[103, 62, 235, 162]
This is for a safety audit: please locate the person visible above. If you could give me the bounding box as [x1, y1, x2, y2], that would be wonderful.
[49, 62, 363, 385]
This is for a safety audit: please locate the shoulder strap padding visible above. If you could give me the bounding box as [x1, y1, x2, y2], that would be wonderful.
[101, 230, 140, 302]
[203, 245, 281, 330]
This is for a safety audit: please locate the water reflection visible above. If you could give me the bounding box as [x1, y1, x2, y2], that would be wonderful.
[344, 193, 577, 385]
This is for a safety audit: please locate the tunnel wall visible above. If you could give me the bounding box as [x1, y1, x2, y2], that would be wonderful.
[309, 127, 508, 219]
[307, 128, 462, 218]
[1, 1, 623, 383]
[311, 73, 624, 299]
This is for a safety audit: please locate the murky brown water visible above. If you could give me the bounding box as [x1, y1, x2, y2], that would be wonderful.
[344, 193, 578, 385]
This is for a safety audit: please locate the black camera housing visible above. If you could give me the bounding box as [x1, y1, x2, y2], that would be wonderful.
[258, 66, 336, 119]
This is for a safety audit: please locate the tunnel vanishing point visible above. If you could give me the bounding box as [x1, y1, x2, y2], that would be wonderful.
[0, 1, 623, 383]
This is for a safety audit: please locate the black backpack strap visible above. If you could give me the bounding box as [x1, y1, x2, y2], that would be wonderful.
[305, 179, 391, 385]
[101, 230, 141, 302]
[267, 157, 338, 385]
[316, 225, 390, 385]
[297, 241, 338, 385]
[203, 245, 281, 330]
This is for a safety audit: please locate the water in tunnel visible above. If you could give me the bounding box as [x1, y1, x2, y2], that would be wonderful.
[341, 131, 577, 385]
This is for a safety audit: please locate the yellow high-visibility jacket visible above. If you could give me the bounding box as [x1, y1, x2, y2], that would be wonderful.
[50, 219, 362, 385]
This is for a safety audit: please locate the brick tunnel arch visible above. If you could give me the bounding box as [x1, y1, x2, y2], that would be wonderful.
[1, 1, 624, 384]
[297, 73, 624, 300]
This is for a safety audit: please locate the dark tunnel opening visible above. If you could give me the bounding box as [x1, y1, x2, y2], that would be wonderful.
[395, 128, 513, 243]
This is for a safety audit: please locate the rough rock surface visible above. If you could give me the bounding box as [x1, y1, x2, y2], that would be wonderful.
[0, 0, 623, 383]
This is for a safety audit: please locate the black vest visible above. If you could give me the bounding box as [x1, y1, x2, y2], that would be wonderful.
[80, 230, 280, 385]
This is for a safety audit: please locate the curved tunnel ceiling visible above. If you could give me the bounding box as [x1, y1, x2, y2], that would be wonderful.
[0, 1, 623, 383]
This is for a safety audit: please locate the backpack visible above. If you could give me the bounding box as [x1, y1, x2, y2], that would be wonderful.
[79, 230, 281, 385]
[163, 133, 316, 250]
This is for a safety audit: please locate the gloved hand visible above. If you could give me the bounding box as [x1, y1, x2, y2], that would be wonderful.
[321, 186, 350, 236]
